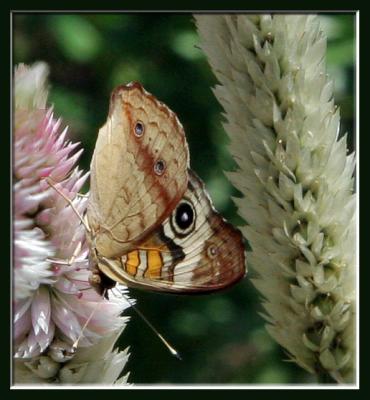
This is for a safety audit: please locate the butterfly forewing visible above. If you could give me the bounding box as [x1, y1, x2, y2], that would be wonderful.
[87, 82, 189, 259]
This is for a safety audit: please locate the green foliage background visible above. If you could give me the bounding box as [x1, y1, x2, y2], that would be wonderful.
[13, 13, 355, 384]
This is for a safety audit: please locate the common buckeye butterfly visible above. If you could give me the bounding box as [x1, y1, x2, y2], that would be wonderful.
[86, 82, 246, 295]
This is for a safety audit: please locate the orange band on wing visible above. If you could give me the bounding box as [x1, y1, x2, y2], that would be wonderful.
[144, 250, 163, 278]
[126, 250, 140, 276]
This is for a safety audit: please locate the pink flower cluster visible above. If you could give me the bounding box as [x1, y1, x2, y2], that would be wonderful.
[13, 64, 129, 380]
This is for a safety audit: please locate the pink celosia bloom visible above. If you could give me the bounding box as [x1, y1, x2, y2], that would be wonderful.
[13, 62, 130, 384]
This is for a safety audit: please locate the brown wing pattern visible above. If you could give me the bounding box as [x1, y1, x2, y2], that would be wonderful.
[99, 170, 246, 293]
[87, 82, 189, 259]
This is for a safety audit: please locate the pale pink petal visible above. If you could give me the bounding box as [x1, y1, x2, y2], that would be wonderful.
[31, 286, 51, 335]
[51, 296, 82, 343]
[25, 320, 55, 357]
[53, 277, 80, 295]
[14, 306, 32, 344]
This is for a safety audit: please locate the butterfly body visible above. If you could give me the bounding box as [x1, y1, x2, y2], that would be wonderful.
[87, 82, 246, 295]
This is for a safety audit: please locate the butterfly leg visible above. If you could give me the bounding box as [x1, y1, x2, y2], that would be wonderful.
[46, 242, 83, 267]
[43, 177, 91, 234]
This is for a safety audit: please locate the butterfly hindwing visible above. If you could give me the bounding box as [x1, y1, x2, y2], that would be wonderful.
[97, 170, 246, 293]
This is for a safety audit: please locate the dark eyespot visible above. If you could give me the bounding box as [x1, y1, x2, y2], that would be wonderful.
[134, 121, 144, 137]
[175, 202, 194, 230]
[154, 159, 166, 175]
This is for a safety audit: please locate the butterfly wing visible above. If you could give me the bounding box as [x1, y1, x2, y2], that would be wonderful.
[87, 82, 189, 259]
[97, 170, 246, 293]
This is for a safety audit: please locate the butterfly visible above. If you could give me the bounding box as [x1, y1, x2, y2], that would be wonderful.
[86, 82, 246, 295]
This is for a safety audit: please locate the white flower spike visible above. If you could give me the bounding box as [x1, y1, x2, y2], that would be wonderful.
[196, 14, 356, 383]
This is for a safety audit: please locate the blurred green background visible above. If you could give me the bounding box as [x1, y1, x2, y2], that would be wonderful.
[13, 13, 355, 384]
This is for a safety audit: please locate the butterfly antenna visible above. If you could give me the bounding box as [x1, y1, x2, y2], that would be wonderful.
[44, 177, 91, 233]
[114, 288, 182, 360]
